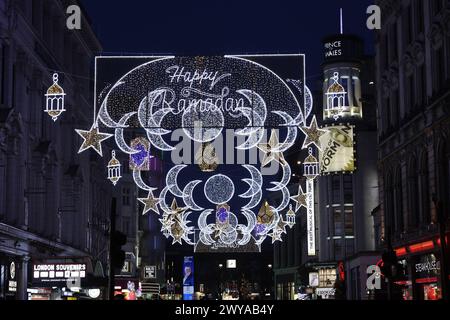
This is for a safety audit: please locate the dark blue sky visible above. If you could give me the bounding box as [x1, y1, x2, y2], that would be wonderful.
[81, 0, 375, 82]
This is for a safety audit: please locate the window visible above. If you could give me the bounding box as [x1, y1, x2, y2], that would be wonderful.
[343, 175, 353, 204]
[431, 0, 443, 15]
[403, 6, 413, 45]
[408, 159, 420, 228]
[122, 188, 130, 206]
[414, 0, 424, 34]
[11, 64, 16, 109]
[0, 45, 8, 106]
[391, 90, 399, 127]
[394, 168, 404, 233]
[384, 97, 391, 132]
[390, 23, 398, 60]
[334, 208, 343, 236]
[344, 208, 354, 236]
[319, 268, 337, 288]
[418, 65, 426, 105]
[437, 47, 446, 91]
[438, 143, 450, 219]
[334, 239, 343, 260]
[332, 175, 341, 204]
[419, 154, 430, 224]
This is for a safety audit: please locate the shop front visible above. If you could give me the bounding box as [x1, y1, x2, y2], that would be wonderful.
[0, 255, 20, 300]
[29, 258, 107, 300]
[395, 236, 449, 300]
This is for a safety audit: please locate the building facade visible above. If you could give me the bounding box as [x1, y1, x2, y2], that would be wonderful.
[375, 0, 450, 300]
[0, 0, 109, 300]
[317, 34, 379, 300]
[273, 31, 380, 300]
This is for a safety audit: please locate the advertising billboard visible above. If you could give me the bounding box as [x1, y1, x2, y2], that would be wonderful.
[183, 256, 194, 300]
[319, 125, 355, 173]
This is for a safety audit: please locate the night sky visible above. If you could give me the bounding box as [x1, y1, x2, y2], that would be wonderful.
[80, 0, 375, 83]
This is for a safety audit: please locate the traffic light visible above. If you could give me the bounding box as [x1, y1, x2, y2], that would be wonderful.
[111, 230, 127, 270]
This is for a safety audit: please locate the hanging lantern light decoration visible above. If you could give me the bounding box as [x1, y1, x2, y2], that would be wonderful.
[286, 204, 296, 229]
[107, 150, 122, 186]
[196, 142, 219, 172]
[44, 73, 66, 122]
[303, 148, 319, 180]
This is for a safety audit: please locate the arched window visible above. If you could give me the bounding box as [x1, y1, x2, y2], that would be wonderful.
[394, 167, 404, 233]
[419, 152, 431, 225]
[437, 141, 450, 220]
[407, 158, 420, 228]
[384, 171, 395, 238]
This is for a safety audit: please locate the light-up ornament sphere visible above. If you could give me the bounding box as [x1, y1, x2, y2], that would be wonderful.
[204, 174, 235, 205]
[182, 101, 224, 143]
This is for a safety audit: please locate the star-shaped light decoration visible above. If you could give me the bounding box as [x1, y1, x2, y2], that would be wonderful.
[138, 190, 161, 215]
[299, 116, 328, 151]
[268, 229, 283, 244]
[169, 198, 187, 217]
[291, 185, 308, 212]
[75, 124, 113, 157]
[258, 131, 287, 167]
[159, 214, 174, 237]
[277, 217, 289, 234]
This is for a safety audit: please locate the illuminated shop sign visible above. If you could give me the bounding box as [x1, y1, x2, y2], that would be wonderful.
[316, 288, 336, 299]
[415, 254, 440, 278]
[226, 260, 237, 269]
[324, 41, 343, 58]
[319, 125, 355, 173]
[323, 35, 363, 63]
[415, 261, 440, 273]
[32, 263, 87, 282]
[8, 261, 17, 293]
[144, 265, 157, 279]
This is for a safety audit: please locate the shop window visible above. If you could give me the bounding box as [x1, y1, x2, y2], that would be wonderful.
[318, 268, 337, 288]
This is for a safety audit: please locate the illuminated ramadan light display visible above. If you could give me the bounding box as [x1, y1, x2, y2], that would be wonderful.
[71, 55, 323, 252]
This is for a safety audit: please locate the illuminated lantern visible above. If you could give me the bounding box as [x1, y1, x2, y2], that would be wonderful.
[286, 204, 296, 229]
[44, 73, 66, 122]
[325, 72, 346, 120]
[129, 137, 152, 171]
[303, 148, 319, 180]
[196, 142, 219, 172]
[107, 150, 122, 186]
